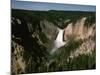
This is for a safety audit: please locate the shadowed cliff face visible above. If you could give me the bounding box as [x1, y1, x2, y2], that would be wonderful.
[11, 9, 96, 74]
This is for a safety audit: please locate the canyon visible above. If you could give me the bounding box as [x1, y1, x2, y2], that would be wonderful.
[11, 9, 96, 74]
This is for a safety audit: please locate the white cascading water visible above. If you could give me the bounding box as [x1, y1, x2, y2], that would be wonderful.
[50, 28, 66, 55]
[46, 28, 66, 66]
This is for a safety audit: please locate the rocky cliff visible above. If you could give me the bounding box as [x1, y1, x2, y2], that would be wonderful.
[11, 9, 96, 74]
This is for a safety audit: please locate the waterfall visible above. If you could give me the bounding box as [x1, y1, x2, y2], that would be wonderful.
[50, 28, 66, 55]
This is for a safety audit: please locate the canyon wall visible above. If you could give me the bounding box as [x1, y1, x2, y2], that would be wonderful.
[11, 10, 96, 74]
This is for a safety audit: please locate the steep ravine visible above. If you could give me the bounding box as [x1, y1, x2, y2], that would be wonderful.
[11, 10, 96, 74]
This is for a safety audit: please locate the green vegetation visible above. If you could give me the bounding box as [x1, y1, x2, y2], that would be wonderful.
[12, 9, 95, 28]
[11, 9, 96, 74]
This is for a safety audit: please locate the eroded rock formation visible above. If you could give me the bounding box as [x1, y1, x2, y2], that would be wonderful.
[11, 10, 96, 74]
